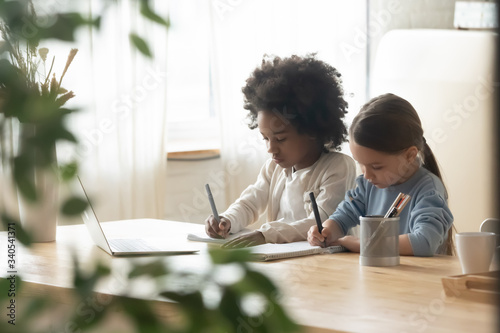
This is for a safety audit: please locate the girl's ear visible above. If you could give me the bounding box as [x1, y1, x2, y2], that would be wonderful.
[405, 146, 419, 163]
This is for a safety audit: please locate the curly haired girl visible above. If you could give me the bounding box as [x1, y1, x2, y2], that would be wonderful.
[205, 54, 356, 247]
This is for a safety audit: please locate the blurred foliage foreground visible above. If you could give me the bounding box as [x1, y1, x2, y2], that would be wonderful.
[1, 1, 300, 332]
[0, 247, 300, 333]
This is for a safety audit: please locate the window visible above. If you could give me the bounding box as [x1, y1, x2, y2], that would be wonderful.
[165, 0, 219, 152]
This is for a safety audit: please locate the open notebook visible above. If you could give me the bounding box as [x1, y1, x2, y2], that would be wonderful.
[187, 232, 345, 261]
[187, 230, 251, 244]
[250, 241, 345, 261]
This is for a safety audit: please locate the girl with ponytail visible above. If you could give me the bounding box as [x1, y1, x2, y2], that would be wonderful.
[308, 93, 455, 256]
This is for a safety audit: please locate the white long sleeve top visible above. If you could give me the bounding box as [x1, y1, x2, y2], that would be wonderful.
[221, 151, 356, 243]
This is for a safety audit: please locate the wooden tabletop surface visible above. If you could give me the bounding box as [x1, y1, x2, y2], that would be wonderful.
[1, 219, 498, 333]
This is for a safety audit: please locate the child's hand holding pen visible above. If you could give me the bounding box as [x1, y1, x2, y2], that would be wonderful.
[307, 223, 330, 247]
[204, 184, 231, 238]
[205, 215, 231, 239]
[307, 218, 343, 248]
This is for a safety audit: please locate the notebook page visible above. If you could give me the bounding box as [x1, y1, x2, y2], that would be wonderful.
[250, 241, 345, 261]
[187, 229, 252, 244]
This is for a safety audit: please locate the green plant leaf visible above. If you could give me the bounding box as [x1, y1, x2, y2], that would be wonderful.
[1, 213, 32, 246]
[0, 279, 10, 301]
[18, 297, 51, 323]
[208, 247, 254, 264]
[139, 0, 170, 27]
[120, 297, 167, 332]
[0, 59, 22, 86]
[36, 13, 101, 42]
[14, 177, 37, 201]
[70, 293, 112, 331]
[218, 287, 245, 330]
[0, 0, 25, 31]
[54, 127, 78, 143]
[73, 257, 111, 299]
[129, 33, 152, 58]
[261, 299, 302, 333]
[61, 196, 88, 215]
[160, 290, 204, 310]
[13, 156, 37, 202]
[0, 276, 22, 301]
[128, 260, 170, 279]
[235, 270, 278, 296]
[160, 289, 214, 331]
[59, 162, 78, 181]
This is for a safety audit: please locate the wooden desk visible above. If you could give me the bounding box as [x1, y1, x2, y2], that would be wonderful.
[1, 219, 498, 332]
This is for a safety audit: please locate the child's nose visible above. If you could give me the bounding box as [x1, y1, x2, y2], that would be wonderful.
[267, 140, 278, 154]
[363, 168, 374, 182]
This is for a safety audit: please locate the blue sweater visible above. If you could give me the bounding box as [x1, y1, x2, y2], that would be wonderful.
[330, 167, 454, 256]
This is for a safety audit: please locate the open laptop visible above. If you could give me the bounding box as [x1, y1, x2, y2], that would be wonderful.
[77, 177, 199, 256]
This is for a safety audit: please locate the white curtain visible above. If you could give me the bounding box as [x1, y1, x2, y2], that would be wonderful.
[209, 0, 368, 209]
[59, 0, 170, 221]
[2, 0, 368, 227]
[0, 121, 20, 225]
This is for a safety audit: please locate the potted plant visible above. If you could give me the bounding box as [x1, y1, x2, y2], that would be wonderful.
[0, 0, 155, 242]
[0, 0, 169, 243]
[0, 1, 89, 242]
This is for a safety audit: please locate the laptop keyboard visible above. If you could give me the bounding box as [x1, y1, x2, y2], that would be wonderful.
[109, 238, 160, 252]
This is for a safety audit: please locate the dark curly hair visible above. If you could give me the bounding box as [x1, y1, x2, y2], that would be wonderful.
[241, 54, 348, 151]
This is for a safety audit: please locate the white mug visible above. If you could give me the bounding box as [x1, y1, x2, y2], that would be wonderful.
[456, 232, 496, 274]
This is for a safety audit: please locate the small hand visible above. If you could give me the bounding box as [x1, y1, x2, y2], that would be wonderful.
[205, 215, 231, 239]
[334, 235, 360, 253]
[222, 231, 265, 249]
[307, 225, 329, 247]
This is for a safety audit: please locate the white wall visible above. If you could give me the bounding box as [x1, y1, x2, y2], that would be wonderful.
[371, 29, 496, 234]
[368, 0, 457, 80]
[367, 0, 497, 233]
[164, 157, 226, 224]
[164, 1, 497, 234]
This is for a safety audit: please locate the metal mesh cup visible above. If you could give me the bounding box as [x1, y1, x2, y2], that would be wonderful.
[360, 216, 400, 267]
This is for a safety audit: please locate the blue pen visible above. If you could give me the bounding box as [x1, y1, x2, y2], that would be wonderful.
[309, 192, 326, 247]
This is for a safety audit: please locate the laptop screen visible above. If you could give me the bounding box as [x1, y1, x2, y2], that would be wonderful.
[76, 177, 113, 254]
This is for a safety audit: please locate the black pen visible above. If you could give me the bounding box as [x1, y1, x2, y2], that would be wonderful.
[309, 192, 326, 247]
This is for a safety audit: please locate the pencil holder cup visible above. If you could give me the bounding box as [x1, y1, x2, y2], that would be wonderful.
[360, 216, 400, 267]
